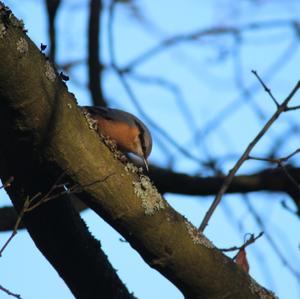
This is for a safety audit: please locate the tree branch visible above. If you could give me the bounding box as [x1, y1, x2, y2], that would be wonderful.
[45, 0, 61, 63]
[88, 0, 106, 106]
[0, 3, 276, 299]
[2, 165, 300, 232]
[0, 3, 134, 298]
[199, 74, 300, 231]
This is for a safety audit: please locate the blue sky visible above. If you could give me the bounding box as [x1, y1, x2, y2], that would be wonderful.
[1, 0, 300, 298]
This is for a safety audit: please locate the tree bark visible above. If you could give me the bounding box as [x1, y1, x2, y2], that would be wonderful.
[0, 3, 277, 299]
[0, 3, 134, 298]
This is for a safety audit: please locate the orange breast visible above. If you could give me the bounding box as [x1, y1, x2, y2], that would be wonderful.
[97, 117, 140, 154]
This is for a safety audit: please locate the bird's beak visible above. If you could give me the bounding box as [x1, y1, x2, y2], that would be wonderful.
[143, 157, 149, 172]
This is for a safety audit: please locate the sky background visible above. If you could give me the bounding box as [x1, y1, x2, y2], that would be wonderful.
[1, 0, 300, 298]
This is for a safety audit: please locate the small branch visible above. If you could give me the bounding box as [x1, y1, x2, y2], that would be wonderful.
[25, 173, 113, 212]
[88, 0, 106, 106]
[199, 77, 300, 232]
[249, 148, 300, 163]
[127, 72, 197, 131]
[0, 284, 22, 299]
[251, 70, 280, 107]
[0, 197, 30, 257]
[285, 104, 300, 111]
[0, 172, 113, 256]
[192, 40, 299, 143]
[220, 232, 264, 257]
[45, 0, 61, 63]
[249, 149, 300, 195]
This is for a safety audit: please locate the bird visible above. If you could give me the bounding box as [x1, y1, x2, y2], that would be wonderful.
[81, 106, 152, 171]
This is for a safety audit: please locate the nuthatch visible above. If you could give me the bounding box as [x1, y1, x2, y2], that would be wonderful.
[82, 106, 152, 171]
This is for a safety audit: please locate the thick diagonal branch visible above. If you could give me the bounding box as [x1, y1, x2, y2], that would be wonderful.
[0, 4, 133, 299]
[0, 4, 275, 299]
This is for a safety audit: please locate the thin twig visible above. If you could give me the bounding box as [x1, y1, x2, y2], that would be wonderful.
[127, 72, 197, 131]
[192, 39, 299, 145]
[251, 70, 280, 107]
[0, 173, 113, 256]
[220, 232, 264, 257]
[249, 148, 300, 163]
[0, 284, 22, 299]
[249, 149, 300, 194]
[199, 78, 300, 232]
[0, 197, 30, 256]
[285, 104, 300, 111]
[26, 173, 114, 212]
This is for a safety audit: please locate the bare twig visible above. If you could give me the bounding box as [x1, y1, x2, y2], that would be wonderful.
[0, 284, 22, 299]
[249, 148, 300, 163]
[0, 197, 30, 257]
[127, 72, 197, 131]
[251, 70, 279, 107]
[285, 104, 300, 111]
[0, 173, 113, 256]
[249, 149, 300, 194]
[199, 77, 300, 232]
[220, 232, 264, 257]
[24, 172, 68, 212]
[192, 39, 299, 144]
[25, 173, 114, 212]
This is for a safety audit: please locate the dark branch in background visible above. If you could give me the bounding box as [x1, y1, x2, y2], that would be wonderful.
[2, 164, 300, 233]
[0, 5, 276, 297]
[124, 19, 300, 71]
[88, 0, 106, 106]
[45, 0, 61, 63]
[108, 1, 205, 166]
[249, 149, 300, 211]
[193, 39, 300, 146]
[151, 165, 300, 198]
[127, 72, 198, 131]
[111, 8, 300, 173]
[199, 74, 300, 232]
